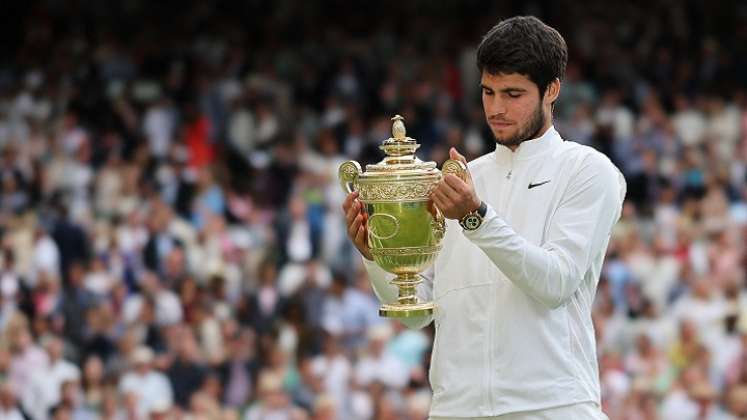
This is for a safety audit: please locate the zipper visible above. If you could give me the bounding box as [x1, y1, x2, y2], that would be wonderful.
[506, 156, 513, 179]
[501, 154, 515, 216]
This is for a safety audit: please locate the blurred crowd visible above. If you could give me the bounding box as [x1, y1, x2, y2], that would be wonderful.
[1, 1, 747, 419]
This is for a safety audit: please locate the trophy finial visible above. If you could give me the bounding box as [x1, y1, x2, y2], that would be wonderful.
[391, 115, 406, 140]
[380, 113, 418, 159]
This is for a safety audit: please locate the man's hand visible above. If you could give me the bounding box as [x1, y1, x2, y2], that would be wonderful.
[342, 191, 374, 261]
[431, 147, 481, 220]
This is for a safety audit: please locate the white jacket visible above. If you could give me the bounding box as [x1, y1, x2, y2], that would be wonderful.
[363, 126, 626, 417]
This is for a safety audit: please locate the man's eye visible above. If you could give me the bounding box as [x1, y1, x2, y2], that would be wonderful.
[483, 90, 494, 96]
[507, 92, 521, 98]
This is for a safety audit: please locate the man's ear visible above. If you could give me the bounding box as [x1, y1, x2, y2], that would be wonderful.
[544, 78, 561, 106]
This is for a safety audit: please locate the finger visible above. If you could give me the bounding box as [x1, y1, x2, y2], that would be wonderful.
[360, 212, 369, 231]
[436, 181, 462, 202]
[431, 193, 445, 212]
[348, 214, 363, 238]
[345, 204, 358, 226]
[431, 189, 453, 209]
[349, 214, 366, 241]
[449, 147, 467, 165]
[346, 199, 362, 225]
[354, 224, 367, 246]
[342, 192, 354, 212]
[431, 195, 452, 217]
[342, 191, 359, 212]
[427, 200, 438, 218]
[443, 174, 469, 194]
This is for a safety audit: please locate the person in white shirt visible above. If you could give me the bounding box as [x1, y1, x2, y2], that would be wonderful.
[310, 334, 352, 419]
[243, 371, 307, 420]
[354, 324, 409, 389]
[343, 16, 626, 419]
[118, 346, 174, 418]
[22, 335, 80, 420]
[0, 382, 25, 420]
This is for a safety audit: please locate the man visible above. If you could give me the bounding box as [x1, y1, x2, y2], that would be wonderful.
[22, 335, 80, 420]
[118, 346, 174, 418]
[342, 16, 626, 419]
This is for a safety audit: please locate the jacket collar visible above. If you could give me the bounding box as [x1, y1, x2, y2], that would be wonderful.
[494, 125, 563, 163]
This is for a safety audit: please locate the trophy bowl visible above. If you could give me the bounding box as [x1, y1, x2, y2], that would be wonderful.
[339, 115, 466, 318]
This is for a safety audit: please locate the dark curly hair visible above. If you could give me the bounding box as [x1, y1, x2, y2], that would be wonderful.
[476, 16, 568, 99]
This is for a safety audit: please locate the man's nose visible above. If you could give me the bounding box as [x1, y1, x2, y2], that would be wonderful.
[486, 96, 507, 116]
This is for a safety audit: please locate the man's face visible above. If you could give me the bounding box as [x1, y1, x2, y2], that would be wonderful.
[481, 72, 550, 148]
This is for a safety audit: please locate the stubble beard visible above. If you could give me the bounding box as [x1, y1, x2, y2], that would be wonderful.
[493, 103, 546, 148]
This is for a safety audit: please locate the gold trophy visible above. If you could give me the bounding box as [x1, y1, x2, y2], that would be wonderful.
[339, 115, 466, 318]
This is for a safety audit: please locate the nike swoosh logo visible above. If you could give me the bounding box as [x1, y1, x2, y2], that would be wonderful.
[528, 180, 551, 189]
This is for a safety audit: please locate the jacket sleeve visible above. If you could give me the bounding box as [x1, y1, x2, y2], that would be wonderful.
[463, 153, 626, 309]
[362, 257, 434, 329]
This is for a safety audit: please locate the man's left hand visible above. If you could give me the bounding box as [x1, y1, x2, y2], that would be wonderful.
[431, 147, 482, 220]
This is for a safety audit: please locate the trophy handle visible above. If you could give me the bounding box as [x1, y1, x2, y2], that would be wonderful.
[442, 159, 468, 181]
[431, 204, 446, 241]
[338, 161, 362, 194]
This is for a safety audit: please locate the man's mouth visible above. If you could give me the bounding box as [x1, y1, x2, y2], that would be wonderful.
[489, 121, 513, 128]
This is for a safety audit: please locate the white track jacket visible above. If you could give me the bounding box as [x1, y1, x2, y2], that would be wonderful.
[363, 126, 626, 417]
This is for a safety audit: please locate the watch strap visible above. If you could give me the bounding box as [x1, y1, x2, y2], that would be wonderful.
[477, 201, 487, 218]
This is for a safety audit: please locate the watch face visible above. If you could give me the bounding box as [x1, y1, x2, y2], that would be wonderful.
[463, 215, 482, 230]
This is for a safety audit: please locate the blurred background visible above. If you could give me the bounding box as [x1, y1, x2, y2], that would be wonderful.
[0, 0, 746, 419]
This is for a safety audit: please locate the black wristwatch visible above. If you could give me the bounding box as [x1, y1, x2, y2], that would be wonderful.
[459, 201, 487, 231]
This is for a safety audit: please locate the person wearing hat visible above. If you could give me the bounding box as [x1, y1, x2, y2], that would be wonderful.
[118, 346, 174, 418]
[354, 324, 409, 390]
[243, 371, 306, 420]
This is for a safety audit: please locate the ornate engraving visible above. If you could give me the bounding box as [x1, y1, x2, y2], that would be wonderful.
[338, 161, 362, 193]
[366, 162, 436, 171]
[359, 180, 437, 201]
[339, 161, 361, 179]
[442, 159, 467, 181]
[431, 218, 445, 241]
[368, 213, 400, 240]
[370, 245, 442, 257]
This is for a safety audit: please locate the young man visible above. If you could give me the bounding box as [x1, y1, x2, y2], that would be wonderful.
[343, 16, 625, 419]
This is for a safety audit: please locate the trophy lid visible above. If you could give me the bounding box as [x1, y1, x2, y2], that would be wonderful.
[364, 115, 437, 174]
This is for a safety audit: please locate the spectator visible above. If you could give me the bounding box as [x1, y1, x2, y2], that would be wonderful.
[118, 346, 174, 418]
[167, 326, 208, 408]
[0, 382, 24, 420]
[243, 371, 307, 420]
[22, 334, 80, 420]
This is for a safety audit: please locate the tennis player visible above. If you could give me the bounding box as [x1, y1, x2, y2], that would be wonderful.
[344, 16, 625, 419]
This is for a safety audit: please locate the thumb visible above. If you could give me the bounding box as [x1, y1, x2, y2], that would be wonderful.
[449, 147, 467, 165]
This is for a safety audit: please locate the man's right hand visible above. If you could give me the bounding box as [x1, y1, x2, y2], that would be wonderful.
[342, 191, 373, 261]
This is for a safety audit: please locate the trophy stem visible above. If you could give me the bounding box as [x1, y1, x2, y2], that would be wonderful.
[379, 273, 435, 318]
[391, 273, 419, 305]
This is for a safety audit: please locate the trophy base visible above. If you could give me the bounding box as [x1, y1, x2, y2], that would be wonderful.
[379, 302, 434, 318]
